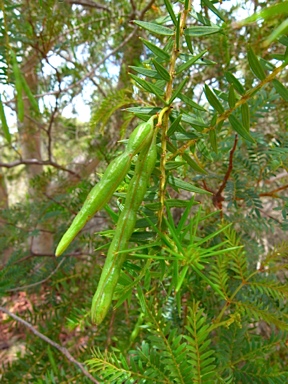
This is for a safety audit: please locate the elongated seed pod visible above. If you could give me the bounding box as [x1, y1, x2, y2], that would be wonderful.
[55, 117, 155, 257]
[91, 132, 157, 324]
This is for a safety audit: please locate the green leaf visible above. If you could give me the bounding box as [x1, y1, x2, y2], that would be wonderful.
[152, 59, 170, 81]
[228, 85, 236, 108]
[176, 50, 207, 74]
[272, 79, 288, 101]
[167, 114, 182, 136]
[134, 20, 174, 36]
[184, 26, 221, 37]
[140, 38, 170, 60]
[178, 93, 206, 111]
[185, 34, 194, 54]
[247, 47, 266, 80]
[0, 95, 11, 143]
[202, 0, 225, 21]
[225, 71, 245, 95]
[168, 175, 211, 194]
[264, 18, 288, 47]
[229, 114, 255, 143]
[241, 103, 250, 130]
[129, 73, 166, 102]
[167, 141, 207, 174]
[129, 66, 161, 79]
[176, 13, 181, 50]
[11, 51, 24, 122]
[182, 113, 207, 130]
[237, 2, 288, 25]
[204, 85, 224, 113]
[169, 77, 188, 103]
[164, 0, 177, 26]
[20, 75, 40, 113]
[209, 129, 217, 153]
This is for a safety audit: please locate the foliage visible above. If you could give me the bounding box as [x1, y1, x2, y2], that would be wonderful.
[0, 0, 288, 383]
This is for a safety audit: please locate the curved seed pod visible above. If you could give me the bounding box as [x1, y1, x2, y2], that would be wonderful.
[55, 152, 131, 256]
[55, 117, 155, 257]
[91, 133, 157, 324]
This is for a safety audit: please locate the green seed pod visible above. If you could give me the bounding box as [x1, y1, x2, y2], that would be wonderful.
[55, 152, 131, 257]
[126, 115, 155, 155]
[55, 117, 156, 257]
[91, 133, 157, 324]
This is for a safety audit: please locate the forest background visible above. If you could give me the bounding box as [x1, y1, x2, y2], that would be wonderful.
[0, 0, 288, 383]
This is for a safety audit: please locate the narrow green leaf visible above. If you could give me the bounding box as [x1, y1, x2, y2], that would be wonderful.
[129, 66, 161, 79]
[185, 34, 194, 54]
[247, 47, 266, 80]
[140, 38, 170, 60]
[167, 141, 207, 174]
[241, 103, 250, 130]
[264, 19, 288, 47]
[176, 50, 207, 74]
[168, 175, 211, 194]
[176, 266, 189, 292]
[225, 72, 245, 95]
[179, 93, 206, 111]
[181, 113, 207, 129]
[229, 114, 255, 143]
[237, 2, 288, 25]
[209, 129, 217, 153]
[169, 77, 188, 103]
[176, 13, 181, 50]
[129, 73, 166, 102]
[11, 51, 24, 122]
[152, 59, 170, 82]
[164, 0, 177, 26]
[272, 79, 288, 101]
[20, 75, 40, 113]
[204, 84, 224, 113]
[167, 114, 182, 136]
[202, 0, 225, 21]
[185, 0, 189, 10]
[0, 95, 11, 143]
[184, 26, 221, 37]
[134, 20, 174, 36]
[228, 85, 236, 108]
[125, 106, 160, 115]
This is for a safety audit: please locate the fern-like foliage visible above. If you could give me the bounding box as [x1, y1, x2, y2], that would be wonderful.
[90, 88, 134, 133]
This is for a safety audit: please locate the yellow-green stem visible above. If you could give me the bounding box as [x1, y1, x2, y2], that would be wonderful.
[158, 0, 192, 227]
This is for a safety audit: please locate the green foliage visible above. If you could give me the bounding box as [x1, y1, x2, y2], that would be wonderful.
[0, 0, 288, 383]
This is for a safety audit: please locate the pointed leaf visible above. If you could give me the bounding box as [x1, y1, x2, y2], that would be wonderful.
[204, 84, 224, 113]
[202, 0, 225, 21]
[168, 175, 211, 194]
[179, 93, 206, 111]
[272, 79, 288, 101]
[164, 0, 177, 26]
[0, 95, 11, 143]
[185, 34, 194, 54]
[167, 114, 182, 136]
[225, 72, 245, 95]
[228, 85, 236, 108]
[20, 75, 40, 113]
[134, 20, 174, 36]
[209, 129, 217, 153]
[241, 103, 250, 130]
[176, 50, 207, 74]
[229, 114, 255, 142]
[247, 47, 266, 80]
[152, 59, 170, 81]
[185, 26, 221, 37]
[140, 38, 170, 60]
[169, 77, 188, 103]
[129, 66, 161, 79]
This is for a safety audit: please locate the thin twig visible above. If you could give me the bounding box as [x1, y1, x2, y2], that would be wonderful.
[0, 306, 100, 384]
[7, 258, 66, 292]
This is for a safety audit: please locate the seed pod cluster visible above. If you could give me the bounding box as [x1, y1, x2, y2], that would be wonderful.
[91, 132, 157, 324]
[55, 116, 155, 257]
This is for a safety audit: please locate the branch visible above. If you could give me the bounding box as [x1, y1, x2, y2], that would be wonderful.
[0, 159, 80, 178]
[259, 184, 288, 198]
[213, 135, 238, 209]
[65, 0, 111, 12]
[0, 306, 99, 384]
